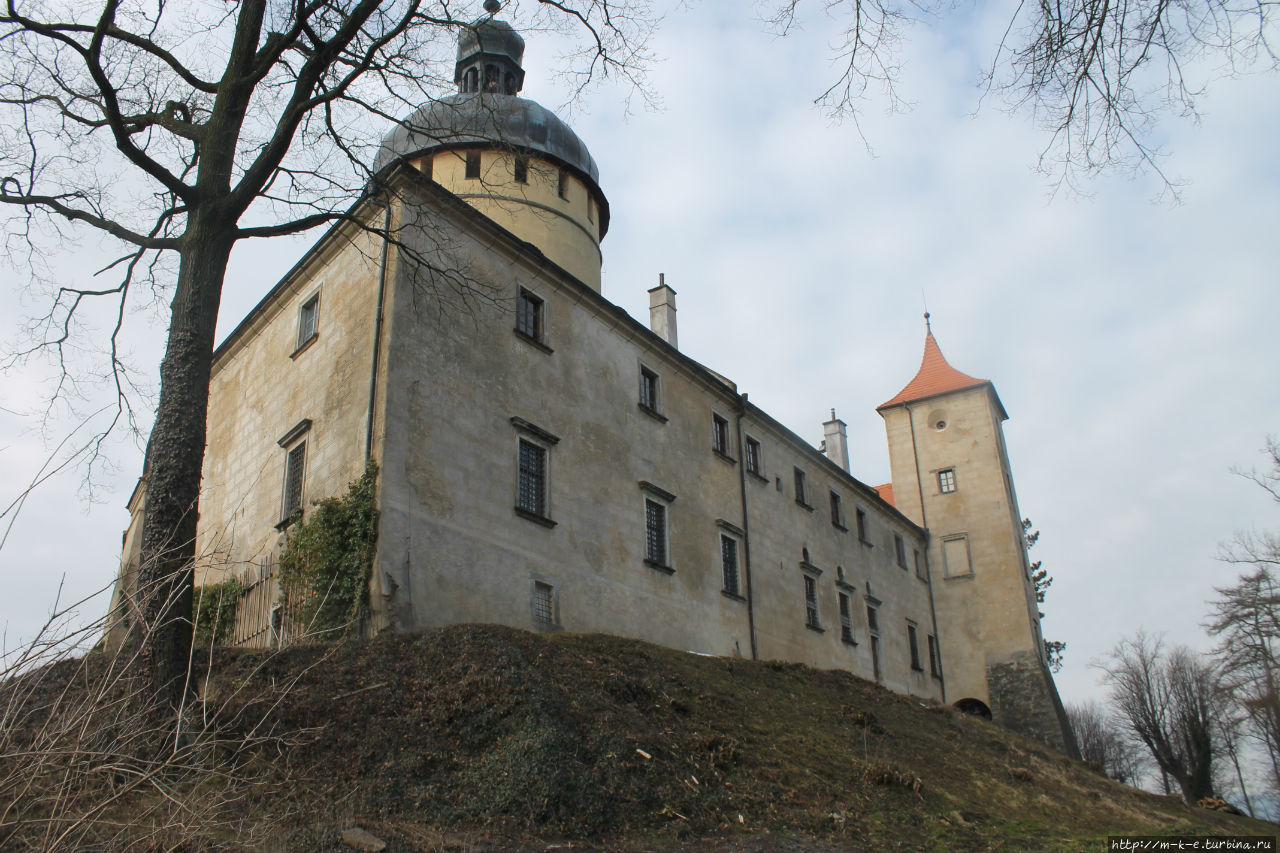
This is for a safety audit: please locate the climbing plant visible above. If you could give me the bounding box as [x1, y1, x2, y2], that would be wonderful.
[279, 463, 379, 638]
[192, 578, 243, 647]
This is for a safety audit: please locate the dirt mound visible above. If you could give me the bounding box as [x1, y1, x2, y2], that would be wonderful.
[195, 625, 1272, 850]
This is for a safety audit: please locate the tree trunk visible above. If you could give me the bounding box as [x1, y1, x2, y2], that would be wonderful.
[134, 214, 234, 720]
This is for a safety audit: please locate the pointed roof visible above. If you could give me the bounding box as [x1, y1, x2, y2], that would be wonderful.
[877, 331, 1006, 418]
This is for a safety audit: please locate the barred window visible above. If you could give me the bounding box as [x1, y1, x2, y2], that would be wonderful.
[516, 289, 543, 341]
[645, 498, 667, 565]
[804, 575, 820, 629]
[282, 441, 306, 520]
[517, 439, 547, 517]
[532, 581, 556, 624]
[721, 533, 740, 596]
[839, 592, 854, 644]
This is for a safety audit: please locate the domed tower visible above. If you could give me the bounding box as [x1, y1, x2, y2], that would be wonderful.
[375, 1, 609, 291]
[878, 318, 1077, 756]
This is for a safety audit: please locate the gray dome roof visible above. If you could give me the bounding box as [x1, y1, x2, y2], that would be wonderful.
[456, 18, 524, 70]
[374, 93, 600, 184]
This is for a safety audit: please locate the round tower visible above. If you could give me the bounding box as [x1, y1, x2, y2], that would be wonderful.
[375, 2, 609, 291]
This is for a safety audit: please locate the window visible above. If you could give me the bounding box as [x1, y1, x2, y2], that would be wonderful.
[942, 534, 973, 578]
[645, 498, 668, 566]
[463, 66, 479, 93]
[513, 155, 528, 184]
[866, 604, 879, 634]
[639, 366, 660, 413]
[894, 533, 907, 568]
[830, 491, 844, 528]
[282, 441, 306, 521]
[465, 150, 481, 179]
[914, 549, 925, 581]
[804, 575, 820, 630]
[745, 437, 762, 476]
[532, 580, 557, 625]
[712, 413, 730, 456]
[938, 468, 957, 494]
[908, 623, 923, 671]
[517, 439, 547, 519]
[720, 533, 740, 596]
[870, 634, 882, 682]
[794, 467, 809, 507]
[839, 592, 855, 644]
[557, 168, 568, 199]
[516, 288, 543, 342]
[928, 634, 942, 677]
[296, 293, 319, 351]
[856, 508, 869, 542]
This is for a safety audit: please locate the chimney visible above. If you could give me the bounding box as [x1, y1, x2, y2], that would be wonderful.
[648, 273, 678, 348]
[823, 409, 850, 473]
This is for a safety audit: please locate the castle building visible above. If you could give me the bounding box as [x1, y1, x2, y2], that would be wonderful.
[112, 5, 1074, 754]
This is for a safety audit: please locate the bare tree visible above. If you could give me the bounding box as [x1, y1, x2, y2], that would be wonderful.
[1100, 632, 1228, 804]
[1208, 438, 1280, 792]
[767, 1, 1277, 193]
[0, 0, 652, 722]
[1067, 699, 1144, 785]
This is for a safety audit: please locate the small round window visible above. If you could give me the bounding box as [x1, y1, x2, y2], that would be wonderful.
[935, 420, 947, 430]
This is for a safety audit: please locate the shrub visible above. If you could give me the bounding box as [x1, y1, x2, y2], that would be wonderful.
[193, 578, 243, 647]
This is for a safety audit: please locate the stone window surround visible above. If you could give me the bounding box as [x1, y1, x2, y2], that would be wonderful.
[640, 480, 676, 573]
[291, 289, 321, 359]
[530, 575, 561, 629]
[276, 418, 312, 529]
[511, 417, 560, 528]
[514, 286, 552, 353]
[717, 520, 745, 601]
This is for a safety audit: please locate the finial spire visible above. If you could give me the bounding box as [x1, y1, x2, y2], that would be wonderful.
[924, 310, 932, 334]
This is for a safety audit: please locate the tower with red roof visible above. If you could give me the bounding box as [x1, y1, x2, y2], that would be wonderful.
[878, 318, 1076, 755]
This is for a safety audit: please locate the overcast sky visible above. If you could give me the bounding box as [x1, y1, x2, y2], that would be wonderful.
[2, 2, 1278, 723]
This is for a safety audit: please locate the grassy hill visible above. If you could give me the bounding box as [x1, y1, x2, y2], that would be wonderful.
[6, 624, 1276, 850]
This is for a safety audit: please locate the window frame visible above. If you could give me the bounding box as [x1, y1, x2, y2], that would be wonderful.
[711, 412, 732, 458]
[516, 438, 549, 520]
[515, 287, 547, 346]
[640, 481, 676, 573]
[855, 507, 870, 545]
[276, 418, 312, 528]
[744, 436, 763, 478]
[908, 622, 923, 672]
[830, 490, 846, 529]
[942, 533, 973, 579]
[292, 291, 320, 357]
[510, 417, 560, 527]
[464, 149, 481, 179]
[938, 467, 958, 494]
[793, 467, 811, 509]
[530, 577, 560, 628]
[838, 591, 855, 645]
[638, 364, 665, 420]
[513, 154, 529, 184]
[803, 574, 821, 631]
[720, 532, 741, 598]
[928, 633, 942, 678]
[894, 533, 908, 568]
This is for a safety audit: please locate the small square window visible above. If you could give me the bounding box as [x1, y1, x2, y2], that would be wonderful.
[516, 288, 543, 342]
[720, 533, 740, 596]
[804, 575, 820, 630]
[830, 491, 844, 528]
[513, 155, 528, 184]
[517, 439, 548, 519]
[639, 366, 660, 413]
[745, 437, 762, 476]
[296, 293, 319, 351]
[894, 533, 907, 568]
[794, 468, 809, 507]
[712, 413, 730, 456]
[908, 623, 923, 671]
[938, 468, 957, 494]
[465, 150, 481, 179]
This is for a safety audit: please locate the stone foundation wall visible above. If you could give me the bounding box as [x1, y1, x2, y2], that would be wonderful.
[986, 649, 1080, 758]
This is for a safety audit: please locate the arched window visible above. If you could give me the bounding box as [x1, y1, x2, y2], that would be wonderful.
[464, 67, 478, 93]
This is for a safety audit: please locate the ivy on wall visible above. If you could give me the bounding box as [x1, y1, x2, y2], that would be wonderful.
[193, 578, 243, 647]
[279, 463, 379, 638]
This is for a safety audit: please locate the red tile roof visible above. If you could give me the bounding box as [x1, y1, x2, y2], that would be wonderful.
[874, 483, 895, 507]
[877, 332, 992, 411]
